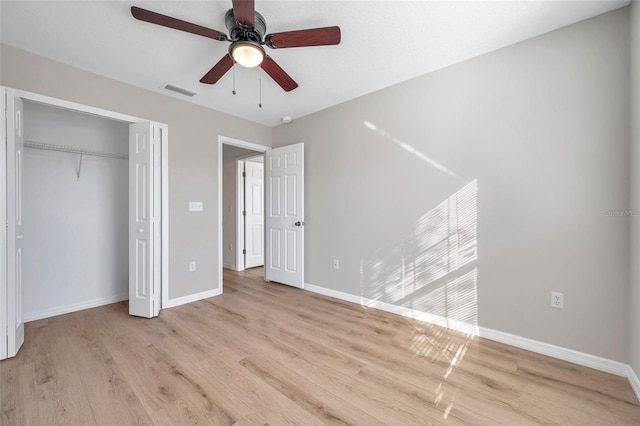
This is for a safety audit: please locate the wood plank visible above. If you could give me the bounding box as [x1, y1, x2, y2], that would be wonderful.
[1, 266, 638, 425]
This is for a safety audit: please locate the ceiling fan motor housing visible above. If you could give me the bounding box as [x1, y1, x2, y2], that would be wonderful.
[225, 9, 266, 42]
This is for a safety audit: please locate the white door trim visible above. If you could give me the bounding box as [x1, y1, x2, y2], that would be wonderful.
[12, 89, 140, 123]
[218, 136, 269, 291]
[1, 89, 9, 359]
[236, 160, 246, 272]
[1, 86, 170, 358]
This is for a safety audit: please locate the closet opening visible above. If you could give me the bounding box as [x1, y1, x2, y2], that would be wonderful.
[2, 86, 169, 360]
[22, 101, 130, 322]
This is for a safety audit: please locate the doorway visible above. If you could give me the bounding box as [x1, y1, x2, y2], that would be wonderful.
[1, 87, 169, 360]
[218, 136, 305, 293]
[220, 137, 267, 278]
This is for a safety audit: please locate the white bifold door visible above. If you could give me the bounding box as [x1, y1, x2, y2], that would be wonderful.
[3, 91, 25, 359]
[129, 122, 162, 318]
[265, 143, 304, 288]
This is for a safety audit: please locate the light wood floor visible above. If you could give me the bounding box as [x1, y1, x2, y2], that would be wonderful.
[2, 268, 639, 425]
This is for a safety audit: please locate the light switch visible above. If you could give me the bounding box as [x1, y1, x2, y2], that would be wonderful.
[189, 201, 204, 212]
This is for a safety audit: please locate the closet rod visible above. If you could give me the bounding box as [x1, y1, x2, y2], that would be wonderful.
[24, 141, 129, 160]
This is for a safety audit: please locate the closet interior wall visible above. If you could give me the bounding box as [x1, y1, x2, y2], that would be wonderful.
[23, 101, 129, 321]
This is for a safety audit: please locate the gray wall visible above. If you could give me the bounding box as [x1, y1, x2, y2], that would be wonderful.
[222, 145, 261, 269]
[630, 0, 640, 376]
[0, 43, 272, 300]
[273, 8, 631, 362]
[23, 101, 129, 320]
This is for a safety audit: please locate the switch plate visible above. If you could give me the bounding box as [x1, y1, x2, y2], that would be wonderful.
[333, 259, 339, 270]
[189, 202, 204, 212]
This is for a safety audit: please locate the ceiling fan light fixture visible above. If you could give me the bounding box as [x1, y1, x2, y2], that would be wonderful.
[230, 41, 265, 68]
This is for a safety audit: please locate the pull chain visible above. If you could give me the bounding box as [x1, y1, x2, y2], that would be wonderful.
[258, 78, 262, 108]
[232, 65, 236, 95]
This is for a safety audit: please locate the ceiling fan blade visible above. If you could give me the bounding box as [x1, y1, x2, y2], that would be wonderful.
[265, 26, 341, 49]
[131, 6, 227, 41]
[232, 0, 255, 27]
[260, 56, 298, 92]
[200, 54, 234, 84]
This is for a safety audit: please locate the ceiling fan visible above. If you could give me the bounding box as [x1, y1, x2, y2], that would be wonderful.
[131, 0, 341, 92]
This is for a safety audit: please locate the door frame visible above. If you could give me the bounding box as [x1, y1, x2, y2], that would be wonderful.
[1, 87, 170, 357]
[235, 153, 265, 272]
[218, 136, 269, 290]
[1, 90, 8, 359]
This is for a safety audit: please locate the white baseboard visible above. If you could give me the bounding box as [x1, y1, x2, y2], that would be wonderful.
[25, 292, 128, 322]
[304, 283, 478, 336]
[223, 263, 238, 271]
[478, 327, 630, 377]
[305, 283, 361, 303]
[304, 282, 639, 401]
[627, 365, 640, 401]
[163, 288, 222, 309]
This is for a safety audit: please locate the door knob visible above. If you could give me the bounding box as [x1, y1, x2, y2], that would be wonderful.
[294, 221, 305, 227]
[138, 229, 144, 233]
[16, 235, 23, 240]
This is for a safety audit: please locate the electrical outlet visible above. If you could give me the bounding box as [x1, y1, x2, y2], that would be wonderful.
[189, 261, 196, 272]
[333, 259, 339, 270]
[551, 292, 564, 309]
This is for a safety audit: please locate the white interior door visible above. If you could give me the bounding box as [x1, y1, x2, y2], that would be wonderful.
[244, 160, 264, 268]
[129, 121, 161, 318]
[6, 91, 25, 357]
[265, 143, 304, 288]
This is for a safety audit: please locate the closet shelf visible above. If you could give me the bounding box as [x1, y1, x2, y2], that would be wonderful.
[24, 141, 128, 160]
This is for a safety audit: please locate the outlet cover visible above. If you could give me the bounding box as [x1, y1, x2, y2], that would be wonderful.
[189, 261, 196, 272]
[551, 292, 564, 309]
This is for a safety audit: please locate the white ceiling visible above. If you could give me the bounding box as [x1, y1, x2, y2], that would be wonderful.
[0, 0, 630, 127]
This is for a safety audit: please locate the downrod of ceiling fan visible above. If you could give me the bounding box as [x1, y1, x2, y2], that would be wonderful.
[224, 9, 266, 43]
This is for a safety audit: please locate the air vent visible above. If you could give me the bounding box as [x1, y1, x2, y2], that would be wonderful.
[161, 83, 198, 97]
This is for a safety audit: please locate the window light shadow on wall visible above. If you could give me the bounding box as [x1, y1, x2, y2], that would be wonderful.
[360, 119, 478, 338]
[359, 179, 479, 337]
[364, 120, 467, 183]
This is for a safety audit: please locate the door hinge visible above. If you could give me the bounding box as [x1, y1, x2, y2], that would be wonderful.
[242, 171, 246, 178]
[242, 210, 246, 216]
[243, 249, 246, 255]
